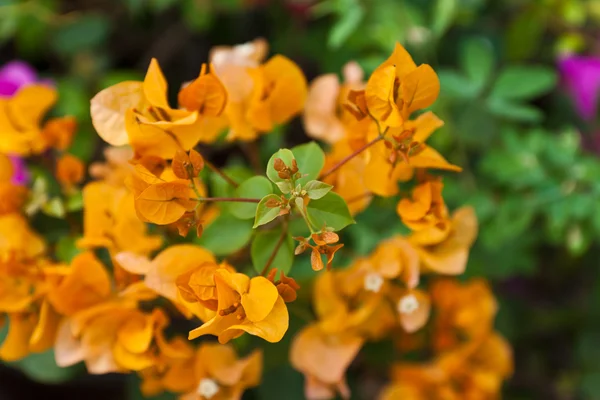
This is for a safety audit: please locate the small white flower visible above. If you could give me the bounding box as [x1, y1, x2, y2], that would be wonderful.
[197, 378, 219, 399]
[364, 272, 384, 293]
[398, 294, 419, 315]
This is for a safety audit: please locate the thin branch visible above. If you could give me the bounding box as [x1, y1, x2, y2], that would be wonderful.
[319, 136, 384, 180]
[199, 197, 260, 203]
[261, 218, 289, 276]
[241, 141, 263, 174]
[205, 160, 239, 188]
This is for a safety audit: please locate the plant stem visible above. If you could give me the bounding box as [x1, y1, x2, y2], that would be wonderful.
[261, 218, 289, 276]
[319, 136, 384, 180]
[199, 197, 260, 203]
[205, 160, 239, 188]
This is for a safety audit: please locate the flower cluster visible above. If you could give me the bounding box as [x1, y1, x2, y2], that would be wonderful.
[0, 40, 512, 399]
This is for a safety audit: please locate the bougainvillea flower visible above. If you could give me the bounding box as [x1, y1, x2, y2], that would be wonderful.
[208, 40, 307, 141]
[46, 252, 111, 316]
[56, 154, 85, 190]
[393, 288, 431, 333]
[188, 268, 289, 343]
[139, 334, 196, 396]
[398, 179, 452, 245]
[322, 141, 372, 215]
[558, 55, 600, 120]
[340, 236, 420, 298]
[0, 61, 38, 97]
[8, 155, 29, 185]
[364, 112, 460, 197]
[0, 213, 46, 261]
[88, 146, 134, 186]
[55, 302, 164, 374]
[304, 61, 364, 144]
[127, 164, 198, 225]
[0, 155, 28, 215]
[0, 84, 57, 155]
[180, 343, 262, 400]
[364, 42, 439, 128]
[410, 207, 478, 275]
[41, 116, 77, 151]
[77, 181, 162, 254]
[291, 324, 361, 400]
[133, 244, 221, 321]
[91, 59, 223, 158]
[435, 333, 513, 398]
[431, 278, 498, 351]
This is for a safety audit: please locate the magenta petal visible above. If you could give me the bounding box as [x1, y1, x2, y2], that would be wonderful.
[0, 61, 37, 87]
[8, 155, 29, 186]
[0, 80, 20, 97]
[558, 55, 600, 120]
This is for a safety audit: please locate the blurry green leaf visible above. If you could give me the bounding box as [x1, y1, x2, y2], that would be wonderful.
[209, 165, 253, 213]
[197, 214, 252, 256]
[328, 3, 364, 49]
[42, 197, 65, 218]
[15, 11, 49, 56]
[306, 192, 354, 231]
[505, 7, 547, 61]
[55, 236, 81, 263]
[486, 97, 543, 122]
[460, 37, 494, 94]
[230, 176, 274, 220]
[291, 142, 326, 186]
[54, 78, 91, 121]
[100, 71, 144, 89]
[490, 66, 557, 100]
[0, 1, 18, 43]
[149, 0, 178, 12]
[69, 126, 97, 163]
[181, 0, 213, 31]
[254, 194, 282, 228]
[258, 366, 305, 400]
[432, 0, 457, 36]
[251, 228, 294, 275]
[13, 350, 81, 383]
[438, 71, 479, 99]
[51, 14, 110, 57]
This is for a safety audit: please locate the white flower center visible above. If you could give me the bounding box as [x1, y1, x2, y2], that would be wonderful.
[364, 272, 384, 293]
[398, 294, 419, 315]
[197, 378, 219, 399]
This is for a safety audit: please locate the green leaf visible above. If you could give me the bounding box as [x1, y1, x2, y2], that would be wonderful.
[432, 0, 457, 36]
[306, 192, 354, 231]
[438, 71, 479, 100]
[490, 66, 557, 100]
[197, 214, 252, 256]
[12, 350, 82, 384]
[230, 176, 274, 219]
[55, 236, 81, 263]
[209, 165, 253, 213]
[486, 97, 543, 122]
[251, 228, 295, 275]
[328, 4, 364, 49]
[460, 37, 494, 94]
[266, 149, 295, 185]
[291, 142, 325, 186]
[51, 14, 110, 57]
[505, 7, 547, 61]
[304, 180, 332, 199]
[254, 194, 282, 228]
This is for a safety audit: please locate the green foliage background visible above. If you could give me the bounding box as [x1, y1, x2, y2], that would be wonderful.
[2, 0, 600, 398]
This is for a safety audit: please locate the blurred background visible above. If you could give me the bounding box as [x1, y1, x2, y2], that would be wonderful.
[1, 0, 600, 398]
